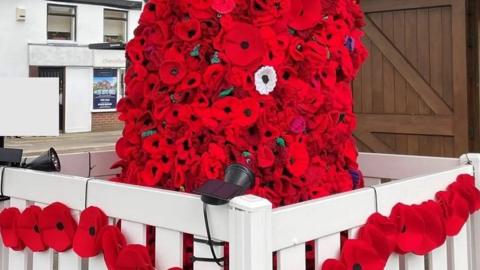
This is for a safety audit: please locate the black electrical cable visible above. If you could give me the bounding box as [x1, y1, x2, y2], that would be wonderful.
[203, 203, 224, 267]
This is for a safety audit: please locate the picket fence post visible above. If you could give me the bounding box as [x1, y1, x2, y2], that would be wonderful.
[228, 195, 272, 270]
[460, 153, 480, 270]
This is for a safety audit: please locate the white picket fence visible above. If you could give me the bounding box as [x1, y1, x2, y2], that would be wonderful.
[0, 151, 479, 270]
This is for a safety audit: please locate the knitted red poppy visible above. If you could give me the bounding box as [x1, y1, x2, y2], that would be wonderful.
[39, 202, 77, 252]
[222, 22, 266, 67]
[101, 225, 127, 270]
[16, 205, 47, 252]
[0, 208, 25, 251]
[435, 190, 470, 236]
[413, 201, 446, 255]
[340, 239, 385, 270]
[389, 203, 426, 254]
[448, 174, 480, 213]
[73, 206, 108, 258]
[115, 244, 154, 270]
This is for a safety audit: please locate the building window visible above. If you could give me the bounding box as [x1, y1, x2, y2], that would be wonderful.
[47, 4, 76, 41]
[104, 9, 128, 43]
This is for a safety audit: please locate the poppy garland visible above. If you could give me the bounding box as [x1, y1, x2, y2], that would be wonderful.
[322, 174, 480, 270]
[0, 204, 181, 270]
[116, 0, 369, 208]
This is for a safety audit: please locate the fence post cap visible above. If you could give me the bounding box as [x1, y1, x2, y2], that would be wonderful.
[229, 194, 272, 212]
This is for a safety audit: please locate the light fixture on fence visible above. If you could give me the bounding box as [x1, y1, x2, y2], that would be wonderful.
[194, 163, 255, 205]
[193, 164, 255, 266]
[22, 147, 61, 172]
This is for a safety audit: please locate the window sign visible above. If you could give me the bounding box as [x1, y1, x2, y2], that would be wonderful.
[93, 69, 118, 111]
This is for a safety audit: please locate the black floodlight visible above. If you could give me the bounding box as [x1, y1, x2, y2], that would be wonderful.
[22, 148, 61, 172]
[195, 164, 255, 205]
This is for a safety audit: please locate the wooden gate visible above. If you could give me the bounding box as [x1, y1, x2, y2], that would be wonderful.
[354, 0, 469, 157]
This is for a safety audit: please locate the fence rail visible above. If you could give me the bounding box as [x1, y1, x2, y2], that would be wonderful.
[0, 151, 479, 270]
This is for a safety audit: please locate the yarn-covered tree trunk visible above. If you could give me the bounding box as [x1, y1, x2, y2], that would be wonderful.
[115, 0, 368, 208]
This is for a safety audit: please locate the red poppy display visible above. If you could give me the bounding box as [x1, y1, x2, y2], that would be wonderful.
[16, 205, 47, 252]
[38, 202, 77, 252]
[115, 244, 154, 270]
[413, 201, 446, 255]
[118, 0, 368, 218]
[73, 206, 108, 258]
[436, 190, 470, 236]
[340, 239, 386, 270]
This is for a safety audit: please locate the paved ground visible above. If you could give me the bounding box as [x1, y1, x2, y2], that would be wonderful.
[5, 130, 121, 156]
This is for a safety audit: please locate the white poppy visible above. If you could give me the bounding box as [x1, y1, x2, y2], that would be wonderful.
[254, 66, 277, 95]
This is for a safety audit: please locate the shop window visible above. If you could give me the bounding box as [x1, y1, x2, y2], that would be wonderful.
[104, 9, 128, 43]
[47, 4, 76, 41]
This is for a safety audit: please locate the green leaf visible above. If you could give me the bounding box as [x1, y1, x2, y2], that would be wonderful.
[210, 51, 221, 64]
[142, 129, 157, 138]
[242, 151, 251, 157]
[190, 44, 201, 57]
[276, 137, 286, 147]
[219, 87, 234, 97]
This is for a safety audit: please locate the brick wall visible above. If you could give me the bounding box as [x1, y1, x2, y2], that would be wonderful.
[91, 112, 123, 131]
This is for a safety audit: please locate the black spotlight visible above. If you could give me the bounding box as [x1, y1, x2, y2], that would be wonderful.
[22, 148, 61, 172]
[195, 164, 255, 205]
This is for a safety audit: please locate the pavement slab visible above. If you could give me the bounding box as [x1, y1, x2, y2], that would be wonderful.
[4, 130, 121, 156]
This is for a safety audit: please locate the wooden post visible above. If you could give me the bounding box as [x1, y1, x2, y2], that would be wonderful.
[228, 195, 272, 270]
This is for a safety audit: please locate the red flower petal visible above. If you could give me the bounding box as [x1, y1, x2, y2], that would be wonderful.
[340, 239, 385, 270]
[449, 174, 480, 213]
[101, 225, 127, 270]
[73, 206, 108, 258]
[413, 201, 446, 255]
[286, 142, 310, 177]
[175, 19, 202, 42]
[39, 202, 77, 252]
[159, 60, 186, 85]
[116, 244, 154, 270]
[322, 259, 347, 270]
[0, 208, 25, 251]
[289, 0, 323, 30]
[358, 223, 396, 261]
[436, 190, 470, 236]
[212, 0, 235, 14]
[17, 205, 47, 252]
[389, 203, 426, 254]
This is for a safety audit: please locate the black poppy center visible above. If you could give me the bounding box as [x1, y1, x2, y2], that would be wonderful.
[188, 29, 196, 38]
[262, 75, 270, 84]
[56, 222, 64, 231]
[170, 67, 179, 76]
[148, 3, 156, 11]
[152, 166, 158, 175]
[296, 44, 303, 52]
[353, 263, 362, 270]
[401, 225, 407, 233]
[33, 224, 40, 233]
[283, 71, 291, 80]
[240, 41, 250, 50]
[224, 107, 232, 114]
[161, 156, 169, 164]
[88, 227, 96, 236]
[153, 140, 159, 148]
[244, 109, 252, 117]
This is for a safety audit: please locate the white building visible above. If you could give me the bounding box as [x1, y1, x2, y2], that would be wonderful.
[0, 0, 143, 133]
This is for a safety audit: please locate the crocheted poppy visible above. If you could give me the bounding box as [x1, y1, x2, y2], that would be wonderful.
[175, 19, 202, 42]
[222, 22, 266, 67]
[389, 203, 426, 254]
[39, 202, 77, 252]
[16, 205, 47, 252]
[286, 142, 310, 177]
[448, 174, 480, 213]
[413, 201, 446, 255]
[212, 0, 235, 13]
[116, 244, 154, 270]
[237, 98, 261, 127]
[322, 259, 347, 270]
[0, 208, 25, 251]
[340, 239, 385, 270]
[358, 223, 396, 261]
[159, 60, 186, 85]
[436, 190, 470, 236]
[289, 0, 323, 30]
[73, 206, 108, 258]
[101, 225, 127, 270]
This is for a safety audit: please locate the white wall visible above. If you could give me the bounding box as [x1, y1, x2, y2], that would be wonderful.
[0, 0, 142, 77]
[65, 67, 93, 133]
